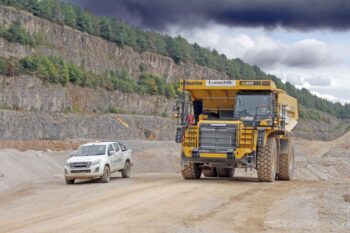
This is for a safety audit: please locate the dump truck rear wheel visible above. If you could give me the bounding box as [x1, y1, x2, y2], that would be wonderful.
[182, 163, 201, 179]
[278, 144, 295, 180]
[257, 137, 278, 182]
[217, 168, 234, 178]
[202, 167, 217, 177]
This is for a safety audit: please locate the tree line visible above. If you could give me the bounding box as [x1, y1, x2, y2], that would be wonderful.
[0, 0, 350, 118]
[0, 55, 177, 99]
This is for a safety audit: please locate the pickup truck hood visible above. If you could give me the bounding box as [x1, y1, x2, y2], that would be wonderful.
[67, 156, 104, 163]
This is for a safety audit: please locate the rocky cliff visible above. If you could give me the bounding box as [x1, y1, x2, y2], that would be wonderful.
[0, 110, 175, 141]
[0, 6, 228, 82]
[0, 75, 174, 115]
[0, 75, 176, 141]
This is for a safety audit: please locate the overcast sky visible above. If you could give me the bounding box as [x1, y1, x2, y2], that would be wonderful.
[66, 0, 350, 103]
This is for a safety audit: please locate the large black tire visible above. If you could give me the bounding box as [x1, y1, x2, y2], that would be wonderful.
[202, 167, 217, 177]
[65, 179, 74, 185]
[278, 144, 295, 180]
[182, 163, 201, 179]
[257, 137, 278, 182]
[100, 165, 111, 183]
[121, 161, 131, 178]
[217, 168, 235, 178]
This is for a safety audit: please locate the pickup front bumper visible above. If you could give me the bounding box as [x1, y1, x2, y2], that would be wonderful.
[64, 165, 103, 179]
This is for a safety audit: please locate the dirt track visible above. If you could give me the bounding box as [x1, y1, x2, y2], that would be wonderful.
[0, 136, 349, 233]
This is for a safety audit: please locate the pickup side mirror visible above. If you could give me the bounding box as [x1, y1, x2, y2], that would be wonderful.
[108, 151, 116, 156]
[69, 153, 75, 158]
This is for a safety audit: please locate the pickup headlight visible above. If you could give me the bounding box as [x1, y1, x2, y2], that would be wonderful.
[91, 160, 101, 166]
[65, 162, 70, 167]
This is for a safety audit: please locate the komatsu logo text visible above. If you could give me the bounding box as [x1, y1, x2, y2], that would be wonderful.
[206, 80, 236, 87]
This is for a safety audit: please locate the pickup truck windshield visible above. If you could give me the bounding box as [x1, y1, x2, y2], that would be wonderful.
[75, 145, 106, 156]
[235, 94, 271, 119]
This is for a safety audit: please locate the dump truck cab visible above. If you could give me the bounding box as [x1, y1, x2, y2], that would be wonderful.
[175, 80, 298, 182]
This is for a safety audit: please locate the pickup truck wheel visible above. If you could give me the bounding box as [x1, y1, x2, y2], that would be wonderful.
[100, 165, 111, 183]
[121, 161, 131, 178]
[65, 179, 74, 185]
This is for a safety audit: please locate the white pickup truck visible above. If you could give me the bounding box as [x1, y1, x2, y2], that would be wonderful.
[64, 141, 133, 184]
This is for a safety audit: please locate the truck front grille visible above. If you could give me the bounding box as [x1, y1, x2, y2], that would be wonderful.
[70, 162, 91, 169]
[71, 169, 91, 173]
[199, 123, 236, 152]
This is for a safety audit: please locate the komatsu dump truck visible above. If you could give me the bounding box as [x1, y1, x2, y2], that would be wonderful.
[174, 80, 298, 182]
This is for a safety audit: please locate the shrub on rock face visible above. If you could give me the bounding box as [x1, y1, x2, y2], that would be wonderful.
[0, 58, 7, 75]
[10, 54, 178, 99]
[20, 56, 39, 72]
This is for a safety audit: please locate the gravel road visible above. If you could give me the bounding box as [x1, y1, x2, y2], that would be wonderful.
[0, 135, 349, 233]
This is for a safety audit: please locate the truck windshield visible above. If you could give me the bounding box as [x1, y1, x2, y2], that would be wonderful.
[75, 145, 106, 156]
[235, 94, 271, 119]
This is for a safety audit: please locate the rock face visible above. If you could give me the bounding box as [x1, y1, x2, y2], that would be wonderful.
[0, 110, 176, 141]
[0, 75, 177, 141]
[293, 114, 350, 141]
[0, 6, 228, 82]
[0, 75, 174, 115]
[0, 4, 187, 142]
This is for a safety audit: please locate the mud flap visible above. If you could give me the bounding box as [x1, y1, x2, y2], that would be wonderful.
[277, 138, 289, 173]
[279, 139, 289, 154]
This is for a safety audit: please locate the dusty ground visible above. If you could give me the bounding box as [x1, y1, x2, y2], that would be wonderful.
[0, 135, 349, 233]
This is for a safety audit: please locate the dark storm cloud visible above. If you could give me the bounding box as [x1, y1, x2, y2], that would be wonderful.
[64, 0, 350, 30]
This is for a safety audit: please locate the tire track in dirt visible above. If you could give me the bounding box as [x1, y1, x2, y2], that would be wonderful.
[0, 176, 182, 233]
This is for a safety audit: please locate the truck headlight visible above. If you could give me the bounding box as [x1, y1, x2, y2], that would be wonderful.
[91, 160, 101, 166]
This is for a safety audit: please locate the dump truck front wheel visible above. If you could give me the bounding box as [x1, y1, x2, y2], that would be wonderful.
[257, 137, 278, 182]
[182, 163, 201, 179]
[278, 143, 295, 180]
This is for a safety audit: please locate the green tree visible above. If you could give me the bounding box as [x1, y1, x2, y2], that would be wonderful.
[136, 31, 148, 52]
[59, 62, 69, 86]
[68, 63, 83, 84]
[76, 9, 93, 33]
[125, 27, 137, 48]
[110, 19, 126, 45]
[62, 4, 76, 27]
[98, 17, 112, 40]
[37, 0, 57, 20]
[165, 36, 182, 64]
[20, 56, 39, 71]
[6, 21, 33, 45]
[165, 84, 176, 98]
[39, 57, 58, 82]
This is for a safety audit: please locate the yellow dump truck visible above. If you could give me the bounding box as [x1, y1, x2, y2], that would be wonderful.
[174, 80, 298, 182]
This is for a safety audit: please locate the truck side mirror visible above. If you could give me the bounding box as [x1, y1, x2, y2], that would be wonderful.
[108, 151, 115, 156]
[172, 100, 182, 119]
[175, 126, 184, 143]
